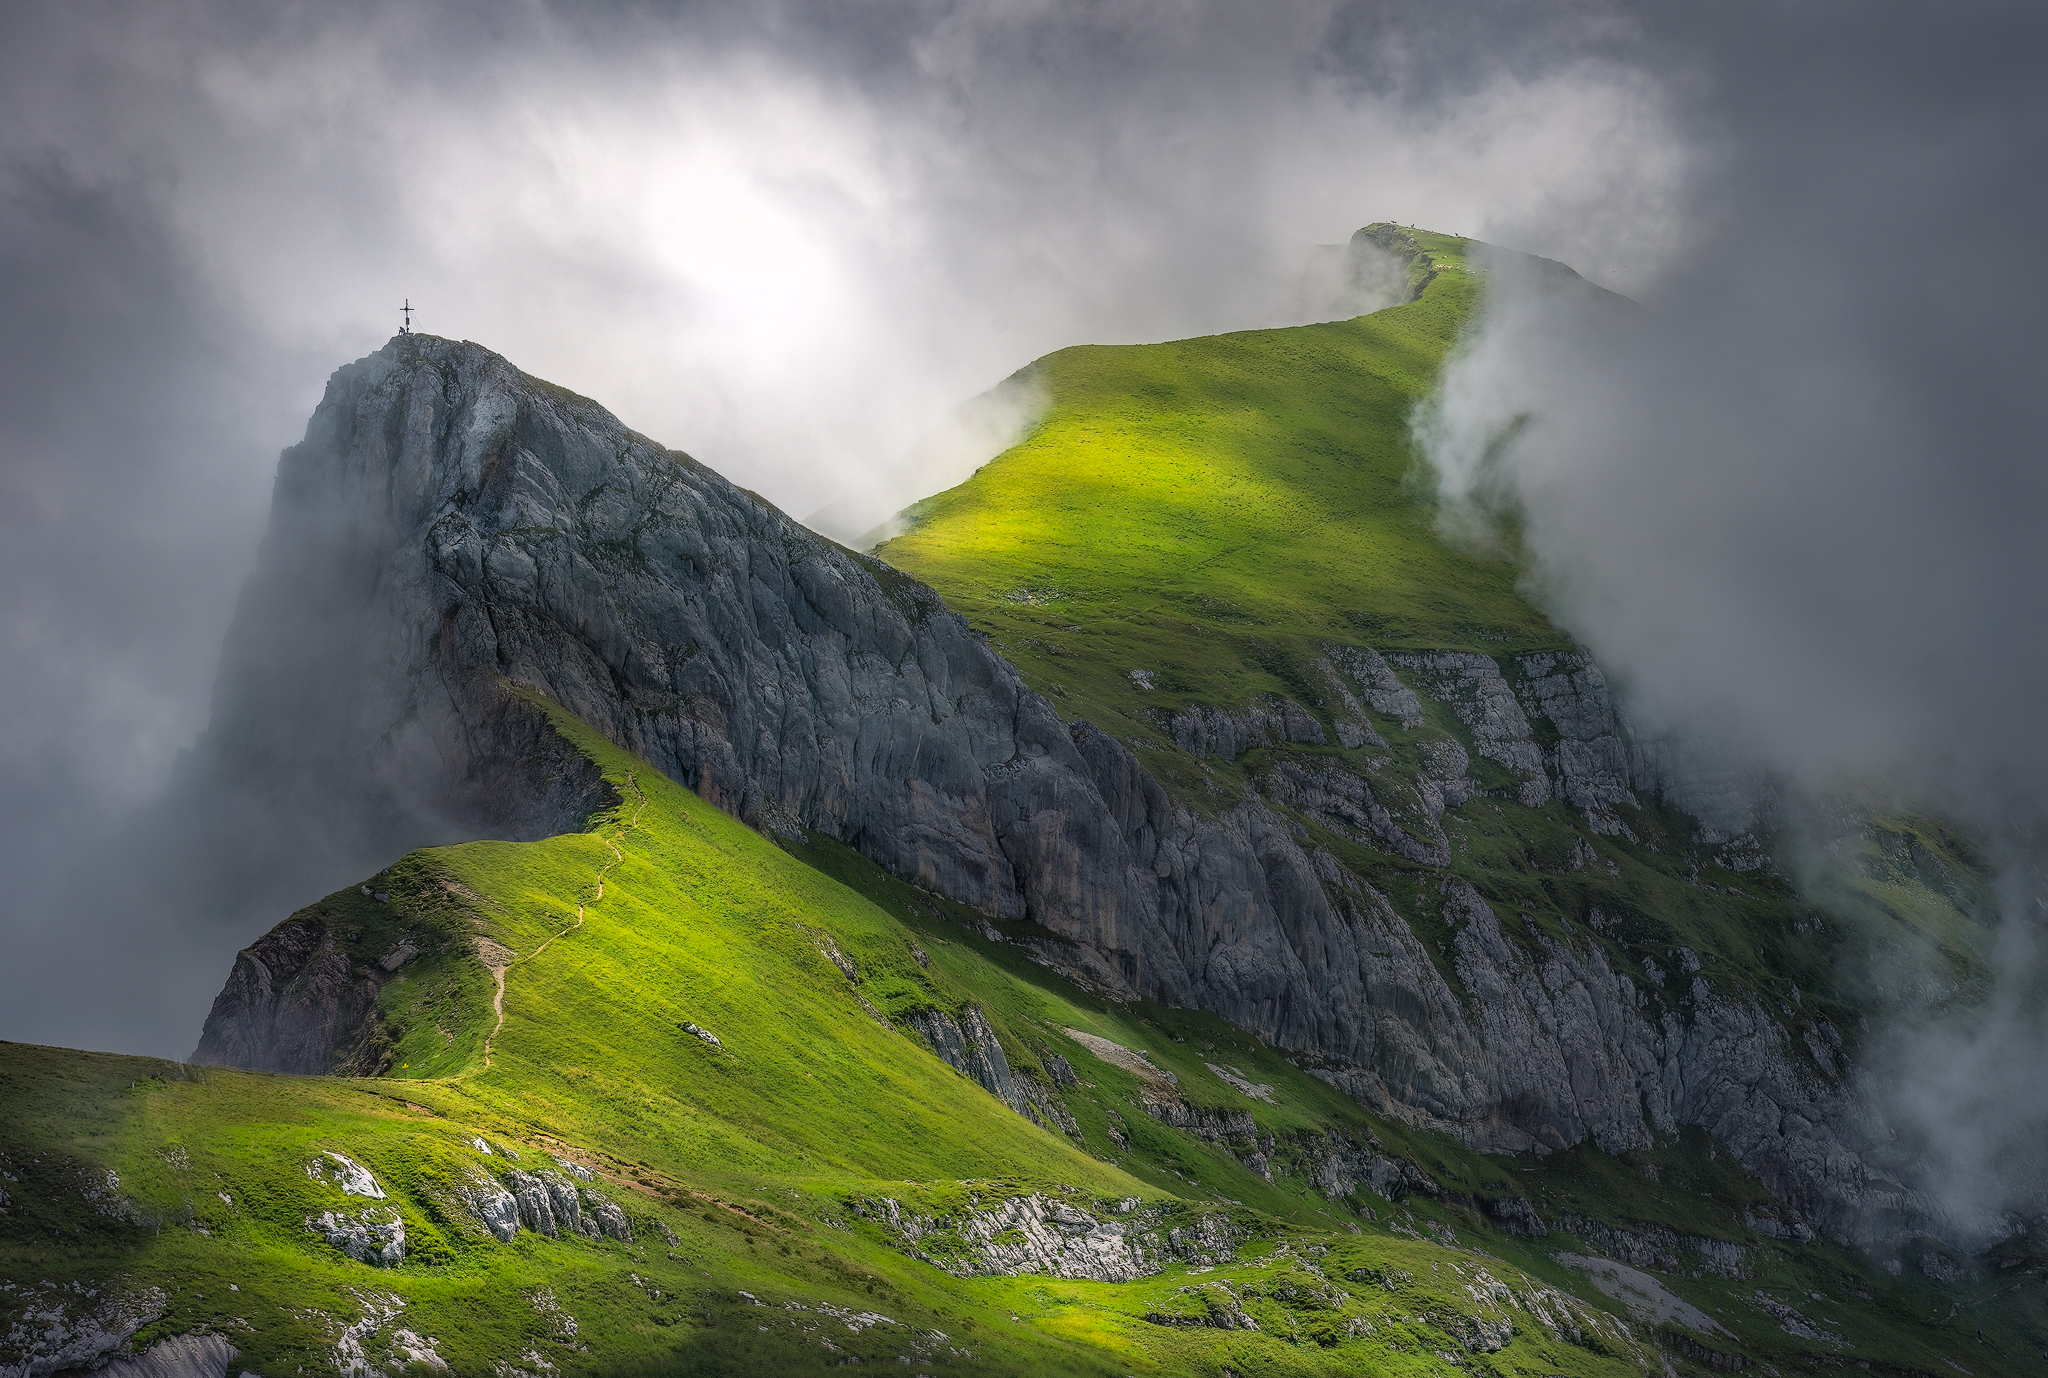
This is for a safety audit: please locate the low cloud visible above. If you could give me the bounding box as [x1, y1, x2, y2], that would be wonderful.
[1414, 0, 2048, 1239]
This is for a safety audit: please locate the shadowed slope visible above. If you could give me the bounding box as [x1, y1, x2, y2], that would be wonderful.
[4, 699, 1689, 1378]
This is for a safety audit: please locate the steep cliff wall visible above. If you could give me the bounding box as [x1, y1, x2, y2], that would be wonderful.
[191, 334, 1913, 1245]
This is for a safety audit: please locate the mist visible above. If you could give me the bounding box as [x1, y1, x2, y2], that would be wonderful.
[1414, 3, 2048, 1241]
[0, 0, 1698, 1055]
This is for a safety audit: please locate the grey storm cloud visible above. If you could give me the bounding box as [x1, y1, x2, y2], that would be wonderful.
[1415, 2, 2048, 1234]
[2, 2, 2044, 1235]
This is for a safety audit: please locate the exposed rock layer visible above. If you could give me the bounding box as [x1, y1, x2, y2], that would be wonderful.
[906, 1006, 1073, 1134]
[191, 920, 387, 1075]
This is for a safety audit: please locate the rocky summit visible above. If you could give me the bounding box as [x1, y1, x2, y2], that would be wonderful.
[4, 228, 2041, 1377]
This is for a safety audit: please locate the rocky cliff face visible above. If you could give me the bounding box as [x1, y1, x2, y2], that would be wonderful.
[192, 334, 1914, 1246]
[191, 916, 389, 1075]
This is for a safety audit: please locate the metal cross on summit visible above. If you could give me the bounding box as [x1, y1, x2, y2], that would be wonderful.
[400, 298, 414, 335]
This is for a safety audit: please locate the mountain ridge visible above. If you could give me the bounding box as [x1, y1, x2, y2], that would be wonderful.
[4, 227, 2040, 1375]
[186, 311, 1903, 1254]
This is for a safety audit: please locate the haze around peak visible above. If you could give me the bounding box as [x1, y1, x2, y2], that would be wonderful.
[1413, 4, 2048, 1237]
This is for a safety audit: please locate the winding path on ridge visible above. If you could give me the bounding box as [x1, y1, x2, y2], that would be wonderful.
[481, 771, 647, 1067]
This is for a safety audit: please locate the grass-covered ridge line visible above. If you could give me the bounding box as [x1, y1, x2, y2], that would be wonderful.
[0, 695, 1642, 1376]
[876, 229, 1550, 748]
[855, 226, 2047, 1369]
[8, 694, 2022, 1373]
[873, 222, 1998, 1081]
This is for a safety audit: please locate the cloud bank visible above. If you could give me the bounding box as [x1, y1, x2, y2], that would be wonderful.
[1415, 1, 2048, 1239]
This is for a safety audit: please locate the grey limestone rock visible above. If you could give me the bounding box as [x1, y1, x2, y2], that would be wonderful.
[1294, 1131, 1408, 1205]
[1324, 644, 1425, 728]
[1451, 1313, 1513, 1353]
[1140, 1096, 1257, 1144]
[1169, 696, 1327, 760]
[505, 1170, 560, 1237]
[307, 1152, 384, 1199]
[306, 1205, 405, 1266]
[907, 1006, 1072, 1133]
[1259, 757, 1448, 866]
[858, 1192, 1239, 1281]
[1515, 652, 1638, 815]
[1557, 1213, 1751, 1278]
[1311, 657, 1385, 749]
[1742, 1206, 1814, 1243]
[73, 1332, 240, 1378]
[1483, 1196, 1547, 1238]
[0, 1283, 167, 1378]
[584, 1194, 632, 1242]
[190, 922, 388, 1075]
[540, 1171, 589, 1236]
[1388, 652, 1551, 807]
[471, 1171, 627, 1245]
[462, 1174, 520, 1242]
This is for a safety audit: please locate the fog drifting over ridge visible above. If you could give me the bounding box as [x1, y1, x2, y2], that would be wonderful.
[1414, 3, 2048, 1236]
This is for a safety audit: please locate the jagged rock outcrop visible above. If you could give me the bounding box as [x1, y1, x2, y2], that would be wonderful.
[852, 1191, 1240, 1281]
[495, 1167, 631, 1243]
[189, 921, 389, 1074]
[306, 1205, 406, 1266]
[907, 1006, 1074, 1134]
[1170, 696, 1328, 759]
[1259, 757, 1448, 865]
[190, 334, 1893, 1245]
[1323, 644, 1424, 728]
[460, 1173, 521, 1243]
[0, 1283, 168, 1378]
[306, 1152, 384, 1198]
[1556, 1213, 1752, 1279]
[1387, 653, 1552, 808]
[1514, 652, 1637, 815]
[77, 1332, 240, 1377]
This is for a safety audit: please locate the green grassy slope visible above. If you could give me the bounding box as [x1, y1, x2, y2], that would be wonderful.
[6, 230, 2033, 1373]
[0, 697, 1643, 1377]
[5, 697, 2034, 1375]
[873, 224, 2000, 1071]
[858, 228, 2044, 1369]
[876, 229, 1552, 755]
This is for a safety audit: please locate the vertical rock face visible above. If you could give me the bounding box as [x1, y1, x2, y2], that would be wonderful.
[194, 334, 1898, 1243]
[190, 920, 386, 1075]
[906, 1005, 1074, 1134]
[204, 333, 1148, 939]
[1512, 653, 1638, 816]
[1389, 653, 1552, 807]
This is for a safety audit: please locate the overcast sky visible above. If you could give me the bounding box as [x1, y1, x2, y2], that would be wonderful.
[3, 2, 2046, 1214]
